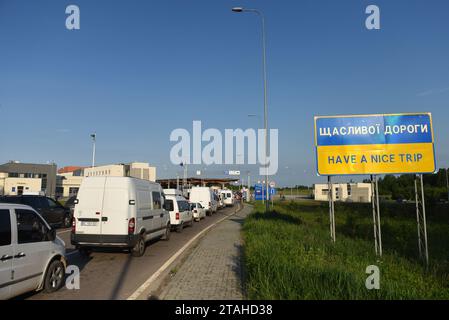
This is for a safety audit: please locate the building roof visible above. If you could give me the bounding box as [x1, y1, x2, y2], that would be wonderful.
[57, 166, 86, 174]
[157, 177, 239, 188]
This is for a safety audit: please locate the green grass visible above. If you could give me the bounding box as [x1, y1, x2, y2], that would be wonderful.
[242, 200, 449, 299]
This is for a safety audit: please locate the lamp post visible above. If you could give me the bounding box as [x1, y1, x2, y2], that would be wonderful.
[90, 133, 96, 168]
[233, 7, 270, 212]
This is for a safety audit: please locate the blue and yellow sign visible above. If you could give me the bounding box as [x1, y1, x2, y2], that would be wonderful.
[314, 113, 436, 176]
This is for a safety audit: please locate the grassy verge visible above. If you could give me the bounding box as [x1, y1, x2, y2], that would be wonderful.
[243, 200, 449, 299]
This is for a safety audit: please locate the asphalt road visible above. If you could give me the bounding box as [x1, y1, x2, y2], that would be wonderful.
[23, 206, 237, 300]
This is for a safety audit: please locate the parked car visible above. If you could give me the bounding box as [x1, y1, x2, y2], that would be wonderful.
[190, 202, 206, 221]
[189, 187, 218, 216]
[163, 189, 193, 233]
[0, 203, 67, 299]
[0, 195, 72, 228]
[220, 190, 234, 207]
[71, 177, 171, 257]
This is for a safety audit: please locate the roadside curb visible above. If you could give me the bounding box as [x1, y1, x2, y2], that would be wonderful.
[127, 202, 246, 300]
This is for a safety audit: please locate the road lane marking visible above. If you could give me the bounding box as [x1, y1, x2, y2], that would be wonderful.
[57, 229, 72, 235]
[127, 207, 242, 300]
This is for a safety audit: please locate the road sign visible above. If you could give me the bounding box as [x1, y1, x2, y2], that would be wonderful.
[314, 113, 436, 175]
[269, 181, 276, 188]
[254, 184, 276, 200]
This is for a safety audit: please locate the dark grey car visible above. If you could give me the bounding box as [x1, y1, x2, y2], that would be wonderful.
[0, 195, 71, 228]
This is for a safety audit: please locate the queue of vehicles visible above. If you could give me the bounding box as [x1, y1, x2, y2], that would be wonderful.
[0, 177, 236, 299]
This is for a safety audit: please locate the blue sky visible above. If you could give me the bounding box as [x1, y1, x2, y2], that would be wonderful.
[0, 0, 448, 186]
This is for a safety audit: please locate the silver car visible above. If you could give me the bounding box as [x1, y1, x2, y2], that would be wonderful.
[0, 203, 67, 299]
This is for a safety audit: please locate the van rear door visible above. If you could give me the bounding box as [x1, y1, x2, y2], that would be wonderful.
[75, 179, 106, 236]
[100, 182, 129, 236]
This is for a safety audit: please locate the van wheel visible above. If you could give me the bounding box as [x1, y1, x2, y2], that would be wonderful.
[43, 260, 65, 293]
[176, 223, 183, 233]
[132, 235, 146, 257]
[162, 224, 171, 241]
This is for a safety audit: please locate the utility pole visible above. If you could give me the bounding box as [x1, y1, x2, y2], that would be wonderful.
[90, 133, 96, 168]
[233, 6, 270, 212]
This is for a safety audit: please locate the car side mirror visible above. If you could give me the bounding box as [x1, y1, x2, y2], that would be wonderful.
[47, 228, 56, 241]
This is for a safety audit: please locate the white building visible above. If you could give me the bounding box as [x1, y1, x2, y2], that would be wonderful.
[314, 183, 372, 203]
[0, 172, 42, 196]
[56, 162, 157, 198]
[84, 162, 156, 181]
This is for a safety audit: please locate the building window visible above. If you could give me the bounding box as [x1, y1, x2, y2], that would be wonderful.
[69, 187, 79, 196]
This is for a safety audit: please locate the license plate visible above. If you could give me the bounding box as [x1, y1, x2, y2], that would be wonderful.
[81, 221, 98, 227]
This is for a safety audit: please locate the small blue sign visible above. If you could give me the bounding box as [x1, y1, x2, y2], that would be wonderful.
[254, 184, 275, 200]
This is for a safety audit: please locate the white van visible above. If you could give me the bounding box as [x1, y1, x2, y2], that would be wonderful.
[0, 204, 67, 299]
[163, 189, 193, 232]
[189, 187, 218, 215]
[221, 190, 234, 206]
[71, 177, 170, 257]
[216, 190, 225, 209]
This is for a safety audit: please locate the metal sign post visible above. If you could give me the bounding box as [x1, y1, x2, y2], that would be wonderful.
[370, 175, 382, 257]
[328, 176, 336, 242]
[414, 174, 429, 266]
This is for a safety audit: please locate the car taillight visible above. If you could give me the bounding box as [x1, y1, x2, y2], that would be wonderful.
[128, 218, 135, 234]
[176, 212, 179, 220]
[71, 218, 76, 233]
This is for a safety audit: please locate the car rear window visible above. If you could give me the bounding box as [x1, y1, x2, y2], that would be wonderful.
[177, 201, 190, 212]
[165, 199, 174, 212]
[0, 209, 11, 246]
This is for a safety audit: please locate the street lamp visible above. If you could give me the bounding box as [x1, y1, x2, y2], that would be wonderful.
[233, 6, 270, 212]
[90, 133, 96, 168]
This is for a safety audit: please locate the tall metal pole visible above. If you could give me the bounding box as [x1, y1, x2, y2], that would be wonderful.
[328, 176, 335, 242]
[91, 133, 96, 168]
[420, 174, 429, 265]
[375, 175, 382, 256]
[260, 13, 269, 213]
[233, 7, 269, 212]
[371, 175, 378, 255]
[415, 174, 429, 266]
